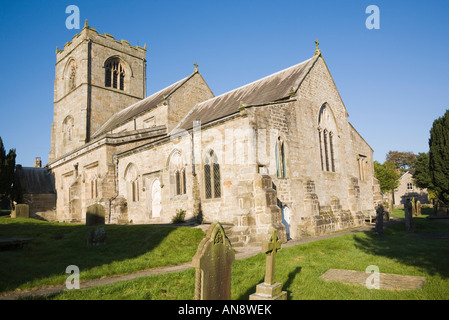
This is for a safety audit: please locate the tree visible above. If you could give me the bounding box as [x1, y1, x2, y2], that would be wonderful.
[385, 150, 417, 174]
[0, 137, 16, 206]
[413, 152, 437, 200]
[429, 109, 449, 205]
[374, 160, 401, 193]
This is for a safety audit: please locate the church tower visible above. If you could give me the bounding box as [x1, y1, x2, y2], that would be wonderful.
[49, 21, 147, 162]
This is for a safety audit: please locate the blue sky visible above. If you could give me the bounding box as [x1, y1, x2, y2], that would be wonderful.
[0, 0, 448, 167]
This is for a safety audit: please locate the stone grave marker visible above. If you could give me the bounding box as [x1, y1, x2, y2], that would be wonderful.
[375, 203, 384, 236]
[250, 229, 287, 300]
[86, 204, 105, 226]
[416, 200, 422, 216]
[11, 204, 29, 218]
[192, 222, 235, 300]
[405, 199, 415, 232]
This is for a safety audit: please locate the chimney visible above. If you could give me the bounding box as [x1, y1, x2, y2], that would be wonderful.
[34, 157, 42, 168]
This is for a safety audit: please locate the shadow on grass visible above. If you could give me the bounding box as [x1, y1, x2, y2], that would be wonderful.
[353, 217, 449, 279]
[0, 217, 204, 292]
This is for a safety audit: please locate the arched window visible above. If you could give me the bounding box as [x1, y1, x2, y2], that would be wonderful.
[204, 150, 221, 199]
[62, 115, 74, 146]
[318, 104, 337, 172]
[125, 163, 139, 202]
[64, 59, 77, 93]
[169, 151, 186, 196]
[276, 137, 287, 178]
[105, 58, 125, 91]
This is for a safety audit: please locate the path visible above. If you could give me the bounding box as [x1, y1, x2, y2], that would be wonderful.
[0, 219, 399, 300]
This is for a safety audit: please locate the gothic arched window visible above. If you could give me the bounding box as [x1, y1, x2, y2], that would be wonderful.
[105, 58, 125, 91]
[318, 104, 337, 172]
[204, 150, 221, 199]
[125, 163, 139, 202]
[276, 137, 287, 178]
[169, 151, 186, 196]
[62, 115, 74, 146]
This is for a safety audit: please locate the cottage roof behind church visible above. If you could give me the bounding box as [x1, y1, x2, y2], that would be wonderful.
[15, 166, 56, 195]
[92, 72, 197, 138]
[174, 54, 319, 132]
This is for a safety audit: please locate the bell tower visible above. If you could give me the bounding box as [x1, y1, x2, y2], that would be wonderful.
[49, 21, 147, 162]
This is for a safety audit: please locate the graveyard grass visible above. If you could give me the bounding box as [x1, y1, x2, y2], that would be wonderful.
[1, 208, 449, 300]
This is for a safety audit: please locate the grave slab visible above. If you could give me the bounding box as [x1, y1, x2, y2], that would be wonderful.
[321, 268, 426, 291]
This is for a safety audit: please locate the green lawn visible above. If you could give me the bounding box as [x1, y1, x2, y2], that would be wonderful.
[2, 212, 449, 300]
[0, 217, 205, 292]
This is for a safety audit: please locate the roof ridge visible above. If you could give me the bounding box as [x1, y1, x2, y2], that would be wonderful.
[92, 71, 198, 137]
[196, 56, 316, 107]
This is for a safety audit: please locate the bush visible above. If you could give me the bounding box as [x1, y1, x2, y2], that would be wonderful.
[171, 209, 186, 224]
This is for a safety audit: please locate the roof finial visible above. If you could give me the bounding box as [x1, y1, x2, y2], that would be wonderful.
[193, 62, 199, 72]
[84, 19, 88, 29]
[314, 39, 321, 56]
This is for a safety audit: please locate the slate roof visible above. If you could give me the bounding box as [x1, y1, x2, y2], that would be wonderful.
[173, 55, 319, 132]
[92, 72, 198, 138]
[15, 166, 56, 195]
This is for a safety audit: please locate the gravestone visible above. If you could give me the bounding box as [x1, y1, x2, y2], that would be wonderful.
[87, 227, 107, 247]
[411, 197, 417, 216]
[250, 229, 287, 300]
[405, 200, 415, 232]
[192, 222, 235, 300]
[11, 204, 29, 218]
[375, 203, 384, 236]
[416, 200, 422, 216]
[86, 204, 105, 226]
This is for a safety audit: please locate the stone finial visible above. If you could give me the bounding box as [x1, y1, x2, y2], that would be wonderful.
[289, 87, 296, 98]
[194, 62, 199, 72]
[84, 19, 88, 29]
[314, 39, 321, 56]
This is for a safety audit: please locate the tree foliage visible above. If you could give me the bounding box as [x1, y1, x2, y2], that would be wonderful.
[429, 109, 449, 205]
[385, 150, 417, 174]
[0, 136, 16, 203]
[374, 160, 400, 193]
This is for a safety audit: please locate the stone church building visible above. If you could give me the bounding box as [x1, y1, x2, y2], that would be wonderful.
[40, 23, 380, 245]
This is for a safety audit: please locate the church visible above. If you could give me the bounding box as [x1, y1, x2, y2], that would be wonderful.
[27, 23, 381, 245]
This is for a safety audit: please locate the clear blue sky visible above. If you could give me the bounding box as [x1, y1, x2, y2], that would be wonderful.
[0, 0, 448, 167]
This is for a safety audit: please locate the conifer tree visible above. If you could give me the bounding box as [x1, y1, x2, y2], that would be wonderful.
[429, 110, 449, 205]
[0, 137, 16, 205]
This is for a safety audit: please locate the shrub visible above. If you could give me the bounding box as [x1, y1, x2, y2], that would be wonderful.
[171, 209, 186, 224]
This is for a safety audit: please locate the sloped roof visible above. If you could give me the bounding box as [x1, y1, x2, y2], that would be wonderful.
[92, 72, 198, 138]
[174, 55, 319, 131]
[15, 166, 56, 194]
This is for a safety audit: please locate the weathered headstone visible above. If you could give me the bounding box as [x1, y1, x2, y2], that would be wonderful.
[405, 200, 415, 232]
[192, 222, 235, 300]
[375, 203, 384, 236]
[11, 204, 29, 218]
[86, 204, 105, 226]
[411, 197, 417, 216]
[250, 229, 287, 300]
[87, 227, 107, 247]
[416, 200, 422, 216]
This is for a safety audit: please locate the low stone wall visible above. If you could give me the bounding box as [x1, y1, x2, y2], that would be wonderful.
[296, 211, 366, 237]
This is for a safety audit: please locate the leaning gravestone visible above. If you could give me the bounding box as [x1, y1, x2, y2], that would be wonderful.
[11, 204, 29, 218]
[250, 229, 287, 300]
[192, 222, 235, 300]
[86, 204, 105, 226]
